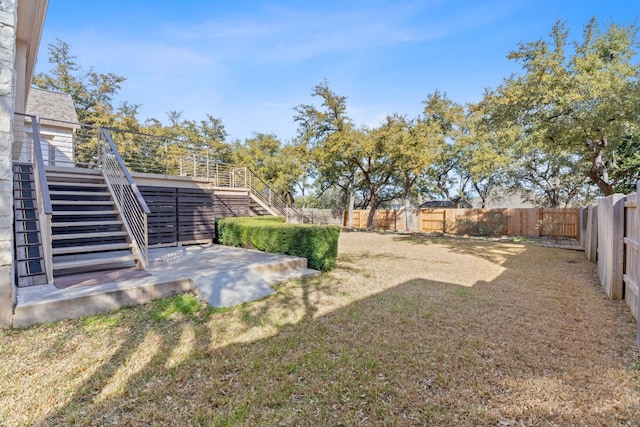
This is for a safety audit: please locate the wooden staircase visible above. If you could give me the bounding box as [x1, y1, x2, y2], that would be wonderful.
[46, 166, 137, 276]
[249, 195, 276, 217]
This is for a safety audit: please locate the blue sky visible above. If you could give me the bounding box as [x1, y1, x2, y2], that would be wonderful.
[36, 0, 639, 142]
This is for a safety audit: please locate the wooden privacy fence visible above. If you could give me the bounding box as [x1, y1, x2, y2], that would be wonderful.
[346, 208, 580, 239]
[582, 182, 640, 350]
[347, 210, 398, 230]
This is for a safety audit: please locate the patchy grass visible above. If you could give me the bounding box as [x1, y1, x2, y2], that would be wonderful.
[1, 232, 639, 426]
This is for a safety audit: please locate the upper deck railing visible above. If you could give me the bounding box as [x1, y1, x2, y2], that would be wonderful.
[26, 118, 308, 222]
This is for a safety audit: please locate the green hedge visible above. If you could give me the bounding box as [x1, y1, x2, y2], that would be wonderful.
[216, 217, 340, 271]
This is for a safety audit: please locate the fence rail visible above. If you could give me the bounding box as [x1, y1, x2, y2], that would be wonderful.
[346, 207, 580, 239]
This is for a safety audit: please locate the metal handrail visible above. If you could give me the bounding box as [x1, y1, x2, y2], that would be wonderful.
[16, 113, 52, 214]
[245, 169, 307, 223]
[99, 128, 150, 270]
[177, 152, 308, 222]
[26, 119, 308, 223]
[101, 129, 151, 214]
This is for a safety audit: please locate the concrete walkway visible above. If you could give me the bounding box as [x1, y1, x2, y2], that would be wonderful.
[13, 244, 320, 327]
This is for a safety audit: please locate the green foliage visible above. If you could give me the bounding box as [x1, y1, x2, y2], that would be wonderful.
[294, 80, 358, 211]
[33, 39, 126, 126]
[232, 133, 307, 202]
[479, 18, 640, 199]
[216, 217, 340, 271]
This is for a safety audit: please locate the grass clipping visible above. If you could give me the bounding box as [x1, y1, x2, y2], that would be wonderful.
[1, 232, 639, 426]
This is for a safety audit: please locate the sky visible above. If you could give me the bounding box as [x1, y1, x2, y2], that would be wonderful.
[36, 0, 640, 142]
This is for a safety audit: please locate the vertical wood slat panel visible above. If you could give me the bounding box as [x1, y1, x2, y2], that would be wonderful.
[139, 186, 177, 246]
[139, 186, 250, 246]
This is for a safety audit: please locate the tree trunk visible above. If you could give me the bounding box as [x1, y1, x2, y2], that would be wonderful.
[404, 197, 412, 231]
[590, 139, 615, 196]
[347, 188, 355, 228]
[366, 194, 377, 229]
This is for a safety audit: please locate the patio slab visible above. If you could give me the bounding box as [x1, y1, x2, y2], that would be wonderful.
[13, 244, 320, 327]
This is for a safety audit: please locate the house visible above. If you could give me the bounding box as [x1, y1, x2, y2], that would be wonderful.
[0, 0, 311, 328]
[0, 0, 49, 327]
[23, 87, 79, 167]
[418, 200, 457, 209]
[469, 192, 536, 209]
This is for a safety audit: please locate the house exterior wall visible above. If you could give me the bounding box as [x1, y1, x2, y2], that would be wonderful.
[17, 124, 75, 167]
[0, 0, 17, 327]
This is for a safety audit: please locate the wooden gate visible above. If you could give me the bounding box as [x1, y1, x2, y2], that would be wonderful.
[420, 209, 446, 232]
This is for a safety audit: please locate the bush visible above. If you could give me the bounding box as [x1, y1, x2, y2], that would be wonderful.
[216, 217, 340, 271]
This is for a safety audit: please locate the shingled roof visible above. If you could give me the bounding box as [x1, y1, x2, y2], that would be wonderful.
[25, 88, 80, 125]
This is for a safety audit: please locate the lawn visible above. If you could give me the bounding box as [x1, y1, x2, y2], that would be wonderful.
[1, 232, 639, 425]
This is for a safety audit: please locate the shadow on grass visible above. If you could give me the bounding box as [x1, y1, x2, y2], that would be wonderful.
[392, 233, 539, 266]
[21, 239, 640, 426]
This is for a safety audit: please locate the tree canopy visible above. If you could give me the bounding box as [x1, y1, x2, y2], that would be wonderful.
[32, 18, 640, 225]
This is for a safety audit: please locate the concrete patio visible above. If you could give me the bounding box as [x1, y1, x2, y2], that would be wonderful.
[13, 245, 320, 327]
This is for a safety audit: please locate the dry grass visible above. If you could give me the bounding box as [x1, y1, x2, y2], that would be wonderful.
[1, 231, 639, 426]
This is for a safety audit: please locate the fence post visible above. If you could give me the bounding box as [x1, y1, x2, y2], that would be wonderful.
[597, 194, 625, 300]
[442, 210, 447, 233]
[586, 204, 598, 263]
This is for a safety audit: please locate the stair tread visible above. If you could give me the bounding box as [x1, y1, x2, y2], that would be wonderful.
[52, 231, 128, 240]
[53, 254, 136, 270]
[45, 167, 102, 175]
[52, 210, 118, 216]
[51, 200, 114, 205]
[52, 220, 123, 227]
[52, 242, 131, 255]
[49, 191, 110, 196]
[48, 182, 106, 188]
[46, 175, 104, 182]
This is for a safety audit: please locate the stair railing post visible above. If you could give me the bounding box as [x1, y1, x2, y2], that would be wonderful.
[206, 149, 210, 180]
[164, 139, 168, 176]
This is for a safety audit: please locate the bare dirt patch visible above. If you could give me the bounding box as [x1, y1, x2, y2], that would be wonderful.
[1, 232, 639, 425]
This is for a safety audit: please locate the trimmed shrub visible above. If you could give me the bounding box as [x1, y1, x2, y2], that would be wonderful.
[216, 217, 340, 271]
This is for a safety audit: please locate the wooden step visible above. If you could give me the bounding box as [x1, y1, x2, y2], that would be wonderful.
[46, 171, 103, 180]
[45, 166, 102, 175]
[51, 242, 131, 255]
[48, 182, 106, 188]
[53, 254, 136, 271]
[49, 190, 110, 197]
[46, 175, 104, 184]
[52, 210, 118, 216]
[52, 231, 127, 240]
[51, 200, 114, 206]
[51, 220, 123, 227]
